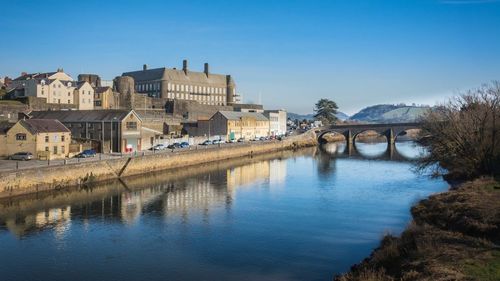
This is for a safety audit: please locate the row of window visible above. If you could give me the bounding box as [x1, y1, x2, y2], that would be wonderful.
[44, 135, 65, 142]
[168, 83, 226, 95]
[15, 134, 65, 142]
[45, 145, 65, 154]
[52, 98, 72, 104]
[167, 92, 226, 102]
[136, 83, 227, 95]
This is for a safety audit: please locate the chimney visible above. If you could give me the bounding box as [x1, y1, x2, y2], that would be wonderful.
[182, 59, 188, 74]
[143, 64, 148, 71]
[204, 63, 209, 76]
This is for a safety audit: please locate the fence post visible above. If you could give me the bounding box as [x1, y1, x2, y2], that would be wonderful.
[16, 161, 19, 170]
[47, 158, 50, 166]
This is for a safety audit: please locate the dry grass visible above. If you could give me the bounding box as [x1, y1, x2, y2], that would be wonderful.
[335, 178, 500, 281]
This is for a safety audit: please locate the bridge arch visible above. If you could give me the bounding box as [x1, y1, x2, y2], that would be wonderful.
[316, 122, 421, 146]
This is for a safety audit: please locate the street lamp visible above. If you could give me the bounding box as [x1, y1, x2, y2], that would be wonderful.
[110, 117, 117, 153]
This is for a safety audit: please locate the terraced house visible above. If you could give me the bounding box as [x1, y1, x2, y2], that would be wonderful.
[10, 69, 94, 110]
[122, 60, 237, 106]
[0, 119, 71, 160]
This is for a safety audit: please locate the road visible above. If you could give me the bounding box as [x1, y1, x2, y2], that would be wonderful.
[0, 139, 283, 172]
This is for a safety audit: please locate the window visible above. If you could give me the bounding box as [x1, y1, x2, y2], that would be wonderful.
[68, 92, 71, 96]
[45, 136, 49, 142]
[53, 146, 58, 154]
[61, 135, 65, 142]
[68, 99, 71, 104]
[126, 122, 137, 130]
[61, 146, 65, 154]
[53, 135, 58, 142]
[16, 133, 26, 141]
[45, 147, 49, 152]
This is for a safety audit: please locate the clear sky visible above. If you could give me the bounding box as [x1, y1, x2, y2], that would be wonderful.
[1, 0, 499, 114]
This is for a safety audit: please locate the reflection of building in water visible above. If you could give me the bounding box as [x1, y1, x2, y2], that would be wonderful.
[121, 187, 165, 224]
[0, 157, 290, 236]
[269, 159, 287, 185]
[226, 161, 270, 190]
[163, 177, 229, 216]
[3, 206, 71, 238]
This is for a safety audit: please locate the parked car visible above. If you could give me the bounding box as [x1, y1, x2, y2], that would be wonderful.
[167, 143, 180, 149]
[200, 140, 212, 146]
[212, 139, 223, 145]
[179, 142, 190, 148]
[150, 144, 166, 151]
[237, 138, 245, 142]
[75, 149, 96, 158]
[227, 139, 237, 143]
[8, 152, 33, 161]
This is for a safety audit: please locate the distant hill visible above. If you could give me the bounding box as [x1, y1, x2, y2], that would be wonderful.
[349, 104, 431, 123]
[288, 112, 350, 121]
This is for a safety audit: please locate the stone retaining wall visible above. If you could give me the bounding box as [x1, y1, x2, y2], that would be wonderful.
[0, 132, 317, 198]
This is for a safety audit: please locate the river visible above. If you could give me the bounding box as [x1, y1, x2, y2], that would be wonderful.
[0, 142, 448, 281]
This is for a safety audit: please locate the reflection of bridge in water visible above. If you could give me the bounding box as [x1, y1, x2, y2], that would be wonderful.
[319, 141, 419, 162]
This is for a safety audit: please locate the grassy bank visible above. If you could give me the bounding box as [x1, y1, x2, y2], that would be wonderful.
[335, 178, 500, 281]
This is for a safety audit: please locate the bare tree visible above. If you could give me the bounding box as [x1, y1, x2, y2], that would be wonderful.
[418, 82, 500, 179]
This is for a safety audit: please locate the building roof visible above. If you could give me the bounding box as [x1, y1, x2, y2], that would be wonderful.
[29, 110, 140, 122]
[94, 86, 111, 94]
[122, 67, 232, 86]
[19, 119, 70, 134]
[233, 103, 264, 110]
[215, 111, 268, 121]
[0, 121, 14, 135]
[13, 72, 57, 81]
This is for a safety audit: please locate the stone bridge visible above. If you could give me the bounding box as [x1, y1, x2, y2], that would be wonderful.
[315, 122, 422, 145]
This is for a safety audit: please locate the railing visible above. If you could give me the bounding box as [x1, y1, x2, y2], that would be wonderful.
[0, 139, 284, 173]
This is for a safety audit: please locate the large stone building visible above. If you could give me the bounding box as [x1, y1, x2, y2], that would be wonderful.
[184, 111, 269, 140]
[29, 110, 143, 153]
[10, 70, 94, 110]
[122, 60, 237, 106]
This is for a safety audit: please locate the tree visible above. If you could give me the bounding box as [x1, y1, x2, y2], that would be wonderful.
[418, 82, 500, 179]
[314, 98, 338, 125]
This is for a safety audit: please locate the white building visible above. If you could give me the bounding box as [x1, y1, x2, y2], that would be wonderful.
[10, 70, 94, 110]
[264, 109, 287, 136]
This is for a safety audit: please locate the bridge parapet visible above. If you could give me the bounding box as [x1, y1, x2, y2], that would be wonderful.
[315, 122, 422, 145]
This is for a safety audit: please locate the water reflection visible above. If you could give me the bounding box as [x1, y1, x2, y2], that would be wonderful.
[0, 143, 447, 281]
[0, 143, 422, 237]
[0, 150, 299, 238]
[319, 141, 421, 161]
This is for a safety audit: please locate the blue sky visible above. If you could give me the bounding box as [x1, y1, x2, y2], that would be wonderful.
[1, 0, 499, 114]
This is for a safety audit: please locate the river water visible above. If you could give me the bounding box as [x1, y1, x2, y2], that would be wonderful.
[0, 142, 448, 281]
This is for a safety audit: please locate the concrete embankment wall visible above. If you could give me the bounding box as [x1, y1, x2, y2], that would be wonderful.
[0, 132, 317, 198]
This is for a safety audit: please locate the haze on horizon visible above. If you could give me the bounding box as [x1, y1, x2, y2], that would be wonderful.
[1, 0, 499, 115]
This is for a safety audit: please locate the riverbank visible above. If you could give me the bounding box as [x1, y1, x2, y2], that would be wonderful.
[335, 178, 500, 281]
[0, 132, 317, 198]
